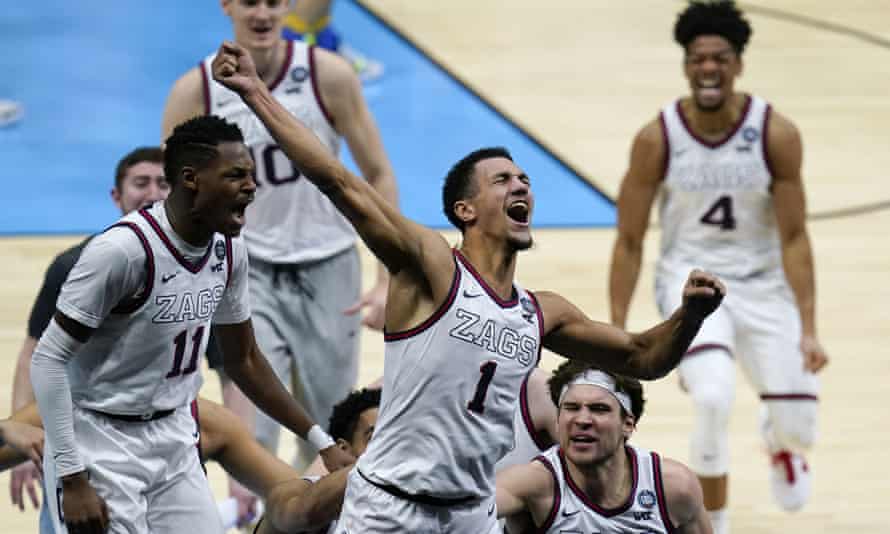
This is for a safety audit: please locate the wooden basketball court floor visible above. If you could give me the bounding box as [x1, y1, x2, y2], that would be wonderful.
[1, 1, 887, 532]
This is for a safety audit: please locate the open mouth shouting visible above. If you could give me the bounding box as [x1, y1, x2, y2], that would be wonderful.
[506, 200, 531, 227]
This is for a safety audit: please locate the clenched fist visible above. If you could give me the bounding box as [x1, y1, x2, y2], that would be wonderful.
[211, 41, 261, 96]
[681, 269, 726, 321]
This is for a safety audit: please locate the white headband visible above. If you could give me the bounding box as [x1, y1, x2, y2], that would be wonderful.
[559, 370, 633, 416]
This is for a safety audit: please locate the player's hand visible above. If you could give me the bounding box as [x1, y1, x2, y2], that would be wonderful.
[229, 478, 259, 528]
[0, 420, 44, 473]
[319, 444, 355, 472]
[211, 41, 261, 96]
[801, 334, 829, 373]
[62, 472, 109, 534]
[10, 461, 42, 511]
[681, 269, 726, 321]
[344, 280, 387, 331]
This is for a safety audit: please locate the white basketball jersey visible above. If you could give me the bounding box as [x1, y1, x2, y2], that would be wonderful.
[535, 445, 675, 534]
[495, 373, 551, 473]
[202, 41, 354, 264]
[658, 95, 781, 280]
[357, 250, 543, 499]
[65, 206, 239, 415]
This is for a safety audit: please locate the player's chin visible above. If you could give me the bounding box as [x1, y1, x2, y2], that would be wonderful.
[507, 232, 534, 252]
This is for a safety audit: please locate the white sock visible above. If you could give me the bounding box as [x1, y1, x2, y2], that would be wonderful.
[708, 507, 729, 534]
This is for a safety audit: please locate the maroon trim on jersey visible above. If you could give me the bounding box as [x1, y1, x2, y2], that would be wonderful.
[532, 454, 561, 534]
[139, 208, 213, 274]
[684, 342, 732, 359]
[651, 451, 678, 534]
[268, 40, 293, 92]
[519, 373, 551, 451]
[383, 257, 460, 341]
[676, 94, 752, 149]
[224, 237, 234, 289]
[109, 222, 155, 314]
[762, 103, 776, 186]
[760, 393, 819, 401]
[190, 399, 207, 475]
[559, 446, 638, 517]
[454, 249, 519, 308]
[309, 45, 336, 129]
[199, 62, 211, 115]
[659, 111, 671, 181]
[525, 290, 545, 367]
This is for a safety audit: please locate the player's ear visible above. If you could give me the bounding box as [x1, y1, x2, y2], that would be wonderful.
[453, 200, 476, 227]
[180, 166, 199, 192]
[336, 438, 353, 455]
[220, 0, 233, 16]
[622, 413, 636, 441]
[110, 187, 123, 211]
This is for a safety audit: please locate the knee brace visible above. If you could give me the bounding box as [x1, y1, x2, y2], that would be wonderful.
[680, 350, 735, 476]
[764, 401, 818, 452]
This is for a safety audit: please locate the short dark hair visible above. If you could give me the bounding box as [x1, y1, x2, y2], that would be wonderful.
[114, 147, 163, 190]
[674, 1, 752, 55]
[442, 147, 513, 231]
[328, 387, 381, 442]
[548, 360, 646, 423]
[163, 115, 244, 186]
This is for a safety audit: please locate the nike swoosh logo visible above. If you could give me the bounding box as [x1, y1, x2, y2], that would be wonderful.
[463, 290, 482, 298]
[488, 502, 495, 516]
[562, 509, 581, 517]
[161, 273, 178, 283]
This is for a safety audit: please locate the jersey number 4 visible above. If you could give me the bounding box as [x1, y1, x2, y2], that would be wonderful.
[467, 361, 498, 414]
[700, 195, 737, 230]
[166, 326, 205, 378]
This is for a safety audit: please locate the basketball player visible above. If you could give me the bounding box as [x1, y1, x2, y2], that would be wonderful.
[162, 0, 399, 473]
[495, 368, 558, 533]
[8, 147, 169, 519]
[608, 2, 827, 531]
[496, 361, 712, 533]
[31, 116, 350, 534]
[212, 40, 725, 532]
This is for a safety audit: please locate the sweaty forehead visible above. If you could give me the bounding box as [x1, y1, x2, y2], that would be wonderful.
[215, 141, 253, 168]
[473, 157, 521, 180]
[687, 35, 735, 55]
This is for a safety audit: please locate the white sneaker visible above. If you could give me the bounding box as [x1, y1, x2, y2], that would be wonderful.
[0, 99, 24, 127]
[770, 450, 811, 512]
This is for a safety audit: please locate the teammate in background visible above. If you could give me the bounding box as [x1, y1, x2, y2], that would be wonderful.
[608, 2, 827, 531]
[495, 368, 558, 533]
[281, 0, 385, 83]
[162, 0, 399, 478]
[8, 147, 169, 522]
[496, 361, 712, 533]
[0, 398, 347, 533]
[212, 41, 725, 532]
[32, 116, 350, 534]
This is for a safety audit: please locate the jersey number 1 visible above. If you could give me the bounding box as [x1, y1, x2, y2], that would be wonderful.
[166, 326, 205, 378]
[700, 195, 737, 230]
[467, 361, 498, 414]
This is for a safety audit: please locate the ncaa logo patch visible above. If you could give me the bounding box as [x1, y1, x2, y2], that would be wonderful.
[741, 126, 759, 143]
[520, 296, 535, 315]
[638, 489, 657, 509]
[215, 240, 226, 260]
[291, 66, 308, 83]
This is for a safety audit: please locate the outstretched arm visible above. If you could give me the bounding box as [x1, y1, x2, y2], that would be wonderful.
[496, 461, 554, 523]
[538, 270, 725, 380]
[211, 41, 446, 280]
[263, 468, 350, 533]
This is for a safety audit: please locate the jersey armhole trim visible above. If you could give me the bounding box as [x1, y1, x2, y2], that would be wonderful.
[762, 103, 775, 189]
[199, 61, 211, 116]
[525, 290, 544, 367]
[383, 256, 460, 341]
[309, 45, 337, 130]
[520, 373, 551, 451]
[658, 111, 670, 182]
[533, 454, 561, 533]
[651, 451, 678, 534]
[224, 237, 234, 289]
[109, 222, 155, 315]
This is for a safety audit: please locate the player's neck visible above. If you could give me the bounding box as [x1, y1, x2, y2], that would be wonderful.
[249, 40, 288, 86]
[569, 445, 633, 509]
[683, 93, 747, 140]
[164, 194, 213, 248]
[458, 239, 517, 300]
